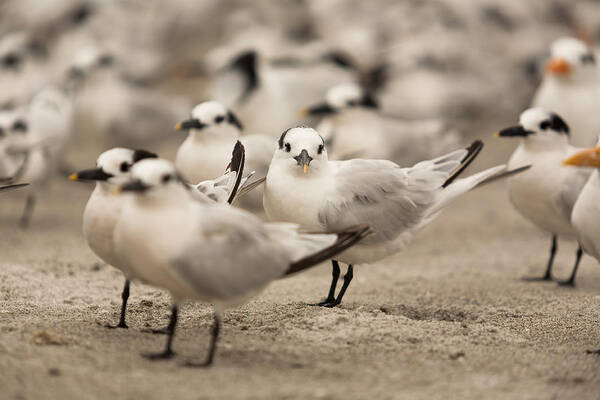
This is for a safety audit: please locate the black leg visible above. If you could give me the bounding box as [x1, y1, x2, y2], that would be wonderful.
[310, 260, 340, 306]
[183, 312, 221, 368]
[19, 193, 36, 229]
[324, 264, 353, 308]
[523, 235, 556, 282]
[557, 245, 583, 287]
[105, 279, 130, 329]
[143, 305, 178, 360]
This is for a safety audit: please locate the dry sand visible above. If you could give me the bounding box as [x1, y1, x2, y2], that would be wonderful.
[1, 140, 599, 400]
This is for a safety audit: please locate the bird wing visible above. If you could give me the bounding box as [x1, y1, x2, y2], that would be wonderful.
[170, 205, 299, 300]
[552, 164, 591, 222]
[318, 149, 468, 245]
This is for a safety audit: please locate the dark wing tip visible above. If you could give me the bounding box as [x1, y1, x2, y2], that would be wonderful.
[227, 141, 246, 204]
[442, 140, 484, 188]
[285, 225, 371, 276]
[132, 149, 158, 163]
[0, 183, 29, 192]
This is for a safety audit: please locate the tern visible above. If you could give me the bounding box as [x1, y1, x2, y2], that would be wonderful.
[496, 107, 590, 286]
[263, 127, 511, 307]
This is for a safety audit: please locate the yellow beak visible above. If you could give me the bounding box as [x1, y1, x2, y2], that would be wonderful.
[563, 147, 600, 167]
[174, 122, 183, 131]
[299, 108, 309, 118]
[493, 131, 500, 138]
[546, 57, 572, 76]
[69, 173, 78, 181]
[113, 185, 123, 195]
[303, 164, 308, 174]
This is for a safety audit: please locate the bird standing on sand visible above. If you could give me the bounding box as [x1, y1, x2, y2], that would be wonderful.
[495, 107, 589, 286]
[263, 127, 509, 307]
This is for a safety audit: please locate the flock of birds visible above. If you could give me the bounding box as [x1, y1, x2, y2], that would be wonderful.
[2, 8, 600, 366]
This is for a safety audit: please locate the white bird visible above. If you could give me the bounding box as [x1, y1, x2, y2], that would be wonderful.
[113, 158, 369, 366]
[532, 37, 600, 147]
[69, 147, 159, 329]
[0, 86, 73, 227]
[263, 127, 508, 306]
[302, 82, 461, 165]
[495, 107, 590, 286]
[174, 100, 273, 210]
[562, 145, 600, 355]
[70, 141, 253, 330]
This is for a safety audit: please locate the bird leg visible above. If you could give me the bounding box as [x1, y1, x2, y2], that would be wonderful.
[142, 305, 178, 360]
[310, 260, 340, 306]
[182, 312, 221, 368]
[105, 279, 130, 329]
[557, 245, 583, 287]
[19, 193, 36, 229]
[523, 235, 556, 281]
[324, 264, 353, 308]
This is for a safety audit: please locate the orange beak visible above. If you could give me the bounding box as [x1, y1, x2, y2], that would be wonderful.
[546, 58, 572, 76]
[563, 147, 600, 168]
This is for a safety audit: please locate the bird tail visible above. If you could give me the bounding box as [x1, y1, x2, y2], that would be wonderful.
[285, 225, 372, 276]
[429, 165, 507, 216]
[226, 141, 245, 204]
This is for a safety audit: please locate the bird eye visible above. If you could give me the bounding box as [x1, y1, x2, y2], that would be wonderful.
[120, 162, 129, 172]
[214, 115, 225, 124]
[581, 53, 596, 64]
[161, 174, 171, 183]
[12, 120, 27, 132]
[285, 143, 291, 152]
[318, 144, 324, 154]
[2, 53, 21, 69]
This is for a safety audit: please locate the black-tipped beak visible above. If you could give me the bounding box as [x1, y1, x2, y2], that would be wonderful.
[294, 149, 313, 174]
[70, 168, 113, 182]
[495, 125, 533, 138]
[174, 118, 207, 131]
[300, 103, 336, 117]
[120, 179, 150, 193]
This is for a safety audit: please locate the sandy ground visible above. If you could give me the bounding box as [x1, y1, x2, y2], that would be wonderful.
[1, 138, 600, 400]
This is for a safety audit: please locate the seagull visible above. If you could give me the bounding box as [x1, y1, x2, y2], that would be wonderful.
[70, 141, 253, 330]
[263, 127, 509, 307]
[301, 82, 461, 164]
[532, 37, 600, 147]
[113, 158, 370, 366]
[174, 100, 273, 210]
[563, 145, 600, 354]
[495, 107, 590, 286]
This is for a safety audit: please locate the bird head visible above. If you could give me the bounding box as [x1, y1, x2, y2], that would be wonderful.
[495, 107, 570, 145]
[70, 148, 157, 186]
[174, 100, 243, 139]
[273, 127, 328, 175]
[544, 37, 596, 80]
[300, 82, 378, 117]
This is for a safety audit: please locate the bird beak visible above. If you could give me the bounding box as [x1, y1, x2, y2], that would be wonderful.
[294, 149, 313, 173]
[69, 168, 113, 182]
[546, 57, 572, 76]
[494, 125, 532, 138]
[300, 103, 336, 117]
[174, 119, 206, 131]
[563, 147, 600, 167]
[119, 179, 150, 193]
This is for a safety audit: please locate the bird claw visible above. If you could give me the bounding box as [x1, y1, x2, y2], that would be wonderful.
[104, 322, 129, 330]
[556, 279, 575, 287]
[309, 298, 336, 307]
[141, 350, 175, 360]
[522, 275, 553, 282]
[180, 359, 213, 368]
[142, 327, 170, 335]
